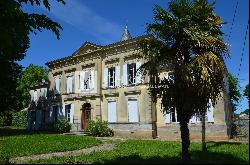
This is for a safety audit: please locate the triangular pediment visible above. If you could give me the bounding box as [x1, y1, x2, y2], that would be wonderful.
[72, 42, 102, 56]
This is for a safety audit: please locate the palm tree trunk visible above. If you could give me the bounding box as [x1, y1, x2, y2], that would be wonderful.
[201, 110, 207, 151]
[180, 118, 191, 162]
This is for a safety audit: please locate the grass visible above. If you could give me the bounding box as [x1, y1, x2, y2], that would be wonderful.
[0, 127, 102, 163]
[28, 140, 249, 164]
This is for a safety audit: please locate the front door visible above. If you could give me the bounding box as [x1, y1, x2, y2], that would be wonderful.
[82, 103, 91, 129]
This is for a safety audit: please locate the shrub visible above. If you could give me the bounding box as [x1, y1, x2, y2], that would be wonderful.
[53, 119, 72, 133]
[12, 110, 28, 127]
[86, 118, 114, 137]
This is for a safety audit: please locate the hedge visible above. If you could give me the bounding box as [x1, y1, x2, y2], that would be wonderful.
[12, 110, 28, 127]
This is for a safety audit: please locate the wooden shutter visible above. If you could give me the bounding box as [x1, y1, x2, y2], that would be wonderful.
[70, 103, 74, 124]
[80, 71, 85, 90]
[115, 65, 120, 87]
[103, 67, 108, 88]
[94, 70, 97, 93]
[72, 75, 75, 93]
[108, 101, 117, 122]
[123, 64, 128, 86]
[136, 62, 142, 84]
[128, 99, 139, 122]
[207, 99, 214, 122]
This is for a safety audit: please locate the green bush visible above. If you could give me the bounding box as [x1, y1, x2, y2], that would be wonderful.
[53, 119, 72, 133]
[12, 110, 28, 127]
[0, 115, 8, 127]
[86, 118, 114, 137]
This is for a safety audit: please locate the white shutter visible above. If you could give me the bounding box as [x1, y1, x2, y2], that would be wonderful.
[70, 103, 74, 123]
[72, 75, 75, 93]
[164, 112, 171, 123]
[123, 64, 128, 86]
[66, 77, 70, 93]
[190, 115, 196, 123]
[91, 70, 95, 89]
[80, 71, 85, 90]
[94, 70, 97, 93]
[136, 62, 142, 84]
[103, 67, 108, 88]
[128, 99, 139, 122]
[108, 101, 117, 122]
[115, 65, 120, 87]
[207, 99, 214, 122]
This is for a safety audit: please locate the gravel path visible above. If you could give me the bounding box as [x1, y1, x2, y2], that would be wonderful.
[10, 143, 115, 164]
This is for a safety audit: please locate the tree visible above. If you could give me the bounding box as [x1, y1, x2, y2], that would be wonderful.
[0, 0, 65, 114]
[243, 84, 249, 102]
[227, 73, 241, 112]
[17, 64, 48, 109]
[139, 0, 228, 162]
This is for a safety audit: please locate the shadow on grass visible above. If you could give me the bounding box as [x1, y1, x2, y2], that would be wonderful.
[0, 127, 58, 137]
[82, 151, 248, 164]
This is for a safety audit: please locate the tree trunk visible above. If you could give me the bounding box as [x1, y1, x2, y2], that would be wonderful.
[180, 119, 191, 163]
[201, 110, 207, 151]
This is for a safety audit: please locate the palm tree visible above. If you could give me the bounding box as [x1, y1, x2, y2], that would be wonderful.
[138, 0, 228, 162]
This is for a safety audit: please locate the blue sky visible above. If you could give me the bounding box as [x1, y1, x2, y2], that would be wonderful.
[20, 0, 249, 114]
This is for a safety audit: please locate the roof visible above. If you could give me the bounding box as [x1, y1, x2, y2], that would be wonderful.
[45, 34, 152, 67]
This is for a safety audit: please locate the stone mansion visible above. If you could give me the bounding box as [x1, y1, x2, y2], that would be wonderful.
[28, 26, 232, 140]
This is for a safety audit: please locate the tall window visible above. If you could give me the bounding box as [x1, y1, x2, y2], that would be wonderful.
[108, 67, 115, 87]
[66, 76, 73, 93]
[128, 63, 136, 85]
[65, 104, 71, 122]
[84, 71, 91, 90]
[171, 108, 179, 122]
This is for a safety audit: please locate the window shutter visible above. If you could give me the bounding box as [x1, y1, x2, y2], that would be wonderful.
[190, 115, 196, 123]
[60, 103, 65, 120]
[94, 70, 97, 93]
[136, 62, 142, 84]
[103, 67, 108, 88]
[80, 71, 85, 90]
[164, 112, 171, 123]
[72, 75, 75, 93]
[128, 99, 139, 122]
[123, 64, 128, 86]
[207, 99, 214, 122]
[108, 101, 117, 122]
[58, 77, 61, 94]
[115, 65, 120, 87]
[69, 76, 73, 93]
[70, 103, 74, 124]
[91, 70, 95, 89]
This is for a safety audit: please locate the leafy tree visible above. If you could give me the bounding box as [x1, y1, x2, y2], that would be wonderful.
[227, 73, 241, 112]
[17, 64, 48, 108]
[243, 84, 249, 102]
[139, 0, 228, 161]
[0, 0, 65, 114]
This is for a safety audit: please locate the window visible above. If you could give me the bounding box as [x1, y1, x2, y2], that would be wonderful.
[84, 71, 90, 89]
[171, 108, 179, 122]
[66, 76, 73, 93]
[128, 63, 136, 85]
[164, 108, 179, 123]
[65, 104, 71, 122]
[108, 67, 115, 87]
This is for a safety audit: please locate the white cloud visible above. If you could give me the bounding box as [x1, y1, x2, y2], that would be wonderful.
[43, 0, 123, 44]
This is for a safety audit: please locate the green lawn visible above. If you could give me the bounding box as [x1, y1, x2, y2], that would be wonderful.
[28, 140, 249, 164]
[0, 127, 102, 163]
